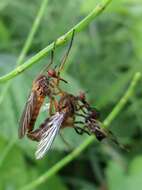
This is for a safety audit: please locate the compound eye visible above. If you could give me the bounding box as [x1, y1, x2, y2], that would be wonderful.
[48, 69, 56, 77]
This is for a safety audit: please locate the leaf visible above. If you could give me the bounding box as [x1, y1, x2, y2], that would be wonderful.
[106, 161, 126, 190]
[129, 156, 142, 175]
[106, 156, 142, 190]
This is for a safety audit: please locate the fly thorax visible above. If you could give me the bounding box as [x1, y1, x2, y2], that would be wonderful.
[36, 75, 51, 96]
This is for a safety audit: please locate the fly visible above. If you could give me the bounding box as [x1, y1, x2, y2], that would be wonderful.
[19, 30, 75, 139]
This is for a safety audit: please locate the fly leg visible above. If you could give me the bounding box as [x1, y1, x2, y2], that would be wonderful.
[49, 30, 74, 90]
[58, 30, 75, 74]
[74, 121, 84, 125]
[74, 125, 90, 135]
[75, 113, 86, 118]
[77, 105, 87, 114]
[50, 41, 56, 66]
[49, 98, 53, 116]
[54, 88, 65, 97]
[53, 98, 58, 112]
[49, 95, 61, 115]
[54, 30, 75, 87]
[39, 41, 56, 75]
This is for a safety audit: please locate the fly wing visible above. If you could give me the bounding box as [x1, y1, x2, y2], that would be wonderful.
[103, 128, 129, 151]
[35, 112, 65, 159]
[19, 91, 37, 138]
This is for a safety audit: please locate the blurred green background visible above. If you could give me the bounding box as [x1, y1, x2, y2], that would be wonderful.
[0, 0, 142, 189]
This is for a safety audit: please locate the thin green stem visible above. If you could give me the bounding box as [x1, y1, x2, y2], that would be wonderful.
[17, 0, 49, 65]
[103, 72, 141, 127]
[0, 0, 112, 83]
[0, 0, 49, 105]
[0, 0, 49, 164]
[20, 72, 141, 190]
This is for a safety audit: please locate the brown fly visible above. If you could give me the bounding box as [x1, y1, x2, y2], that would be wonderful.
[33, 92, 90, 159]
[19, 30, 75, 139]
[75, 93, 128, 151]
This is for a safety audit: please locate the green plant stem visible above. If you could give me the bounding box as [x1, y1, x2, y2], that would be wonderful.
[0, 0, 112, 83]
[20, 72, 141, 190]
[103, 72, 141, 127]
[17, 0, 49, 65]
[0, 0, 49, 105]
[0, 0, 49, 165]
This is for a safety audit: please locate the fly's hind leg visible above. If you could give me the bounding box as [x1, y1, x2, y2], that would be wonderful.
[27, 128, 43, 142]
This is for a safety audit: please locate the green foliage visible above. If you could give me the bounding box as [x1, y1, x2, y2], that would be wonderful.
[0, 0, 142, 189]
[106, 156, 142, 190]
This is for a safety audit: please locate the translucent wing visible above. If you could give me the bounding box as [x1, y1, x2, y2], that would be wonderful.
[19, 91, 37, 138]
[35, 112, 65, 159]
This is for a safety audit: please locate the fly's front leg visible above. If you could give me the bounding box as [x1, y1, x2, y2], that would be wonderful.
[74, 126, 90, 135]
[75, 112, 86, 118]
[74, 121, 84, 125]
[58, 75, 68, 85]
[54, 87, 63, 96]
[49, 97, 55, 116]
[58, 29, 75, 72]
[76, 101, 88, 114]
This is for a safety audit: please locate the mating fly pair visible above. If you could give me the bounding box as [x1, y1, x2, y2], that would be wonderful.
[35, 91, 101, 159]
[35, 91, 122, 159]
[19, 30, 124, 160]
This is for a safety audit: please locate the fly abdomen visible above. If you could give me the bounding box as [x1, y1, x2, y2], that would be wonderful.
[28, 96, 45, 132]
